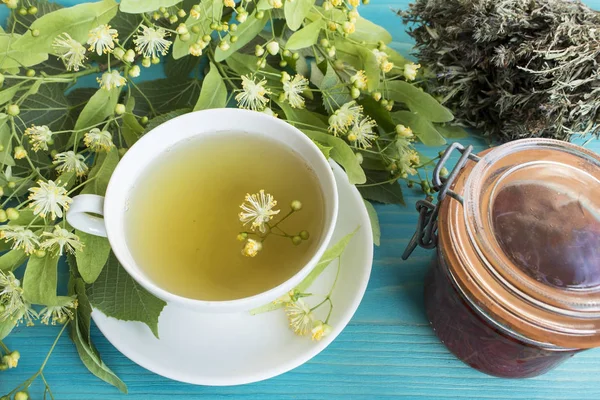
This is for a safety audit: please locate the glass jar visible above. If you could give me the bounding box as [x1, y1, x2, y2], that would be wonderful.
[405, 139, 600, 378]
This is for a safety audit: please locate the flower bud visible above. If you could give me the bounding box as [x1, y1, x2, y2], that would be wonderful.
[180, 32, 191, 42]
[320, 38, 330, 48]
[151, 56, 160, 64]
[14, 146, 26, 160]
[327, 46, 336, 58]
[327, 21, 337, 31]
[299, 230, 310, 240]
[124, 49, 136, 63]
[230, 35, 238, 43]
[372, 91, 382, 101]
[256, 10, 265, 19]
[113, 47, 125, 60]
[230, 23, 238, 32]
[236, 11, 248, 23]
[191, 25, 201, 34]
[14, 392, 29, 400]
[351, 87, 360, 99]
[323, 1, 332, 11]
[177, 9, 186, 17]
[118, 148, 128, 157]
[219, 40, 230, 51]
[169, 15, 178, 24]
[7, 182, 15, 189]
[152, 11, 161, 20]
[255, 45, 265, 56]
[18, 6, 27, 14]
[31, 29, 40, 37]
[159, 6, 167, 13]
[290, 200, 302, 211]
[292, 235, 302, 245]
[176, 24, 189, 35]
[34, 249, 46, 258]
[6, 208, 20, 221]
[140, 116, 149, 125]
[128, 65, 141, 77]
[266, 41, 279, 56]
[282, 49, 291, 58]
[395, 124, 413, 138]
[6, 104, 20, 116]
[279, 60, 287, 67]
[210, 22, 218, 30]
[114, 104, 126, 115]
[142, 58, 151, 68]
[0, 210, 7, 223]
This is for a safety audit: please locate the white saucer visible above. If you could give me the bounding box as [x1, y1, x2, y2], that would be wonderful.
[92, 162, 374, 386]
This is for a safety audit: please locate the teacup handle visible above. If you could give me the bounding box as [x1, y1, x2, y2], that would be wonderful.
[66, 194, 108, 237]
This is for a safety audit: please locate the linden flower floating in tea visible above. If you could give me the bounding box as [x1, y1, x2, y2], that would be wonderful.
[238, 190, 309, 257]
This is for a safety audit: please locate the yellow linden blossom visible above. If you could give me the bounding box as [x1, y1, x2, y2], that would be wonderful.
[350, 70, 367, 90]
[24, 125, 53, 152]
[403, 62, 421, 81]
[133, 25, 172, 58]
[396, 124, 414, 138]
[189, 43, 203, 56]
[0, 227, 40, 255]
[331, 0, 342, 6]
[97, 70, 126, 90]
[239, 190, 280, 233]
[281, 72, 309, 109]
[28, 180, 72, 220]
[285, 299, 314, 336]
[328, 101, 363, 136]
[224, 0, 235, 7]
[190, 7, 200, 19]
[235, 75, 271, 111]
[269, 0, 283, 8]
[342, 21, 355, 34]
[84, 128, 114, 151]
[39, 296, 78, 325]
[13, 146, 26, 160]
[241, 239, 262, 257]
[347, 117, 377, 149]
[349, 0, 359, 6]
[52, 33, 87, 72]
[41, 226, 84, 255]
[311, 320, 333, 341]
[87, 24, 118, 56]
[53, 151, 89, 177]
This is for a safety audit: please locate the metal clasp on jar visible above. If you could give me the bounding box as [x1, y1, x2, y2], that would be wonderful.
[402, 143, 480, 260]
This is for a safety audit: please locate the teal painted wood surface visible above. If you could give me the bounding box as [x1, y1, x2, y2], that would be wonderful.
[2, 1, 600, 398]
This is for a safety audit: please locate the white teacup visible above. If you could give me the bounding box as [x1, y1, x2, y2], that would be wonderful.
[67, 109, 338, 313]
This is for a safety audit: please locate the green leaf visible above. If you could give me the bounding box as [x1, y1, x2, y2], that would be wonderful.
[74, 87, 121, 132]
[286, 19, 323, 50]
[0, 117, 15, 167]
[11, 0, 119, 54]
[82, 148, 119, 195]
[357, 96, 395, 133]
[214, 10, 269, 62]
[88, 253, 166, 338]
[436, 124, 470, 139]
[353, 16, 392, 44]
[19, 83, 72, 132]
[131, 78, 201, 115]
[363, 200, 380, 246]
[194, 62, 227, 111]
[311, 62, 352, 114]
[296, 227, 358, 292]
[70, 308, 128, 393]
[358, 171, 405, 205]
[76, 231, 112, 284]
[120, 0, 181, 13]
[173, 0, 222, 59]
[22, 253, 60, 306]
[122, 96, 144, 147]
[391, 111, 446, 146]
[313, 140, 332, 158]
[57, 170, 77, 190]
[144, 109, 190, 134]
[0, 249, 27, 272]
[0, 318, 16, 340]
[275, 99, 328, 129]
[357, 47, 380, 92]
[0, 81, 25, 106]
[0, 34, 48, 70]
[386, 81, 454, 123]
[256, 0, 273, 11]
[164, 54, 200, 79]
[285, 0, 316, 31]
[225, 53, 280, 85]
[107, 8, 143, 39]
[8, 209, 37, 226]
[302, 130, 366, 184]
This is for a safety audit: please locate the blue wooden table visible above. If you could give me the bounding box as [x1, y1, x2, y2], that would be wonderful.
[2, 1, 600, 398]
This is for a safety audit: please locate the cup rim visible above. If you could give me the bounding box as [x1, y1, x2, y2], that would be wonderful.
[103, 108, 339, 311]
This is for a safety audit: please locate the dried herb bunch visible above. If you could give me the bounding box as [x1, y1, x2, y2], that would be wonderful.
[400, 0, 600, 141]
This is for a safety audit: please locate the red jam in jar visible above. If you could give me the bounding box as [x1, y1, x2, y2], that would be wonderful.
[416, 139, 600, 378]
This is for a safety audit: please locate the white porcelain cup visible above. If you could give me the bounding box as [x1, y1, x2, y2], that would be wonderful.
[66, 109, 338, 313]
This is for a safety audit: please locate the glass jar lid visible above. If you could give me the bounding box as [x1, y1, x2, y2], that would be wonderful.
[441, 139, 600, 349]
